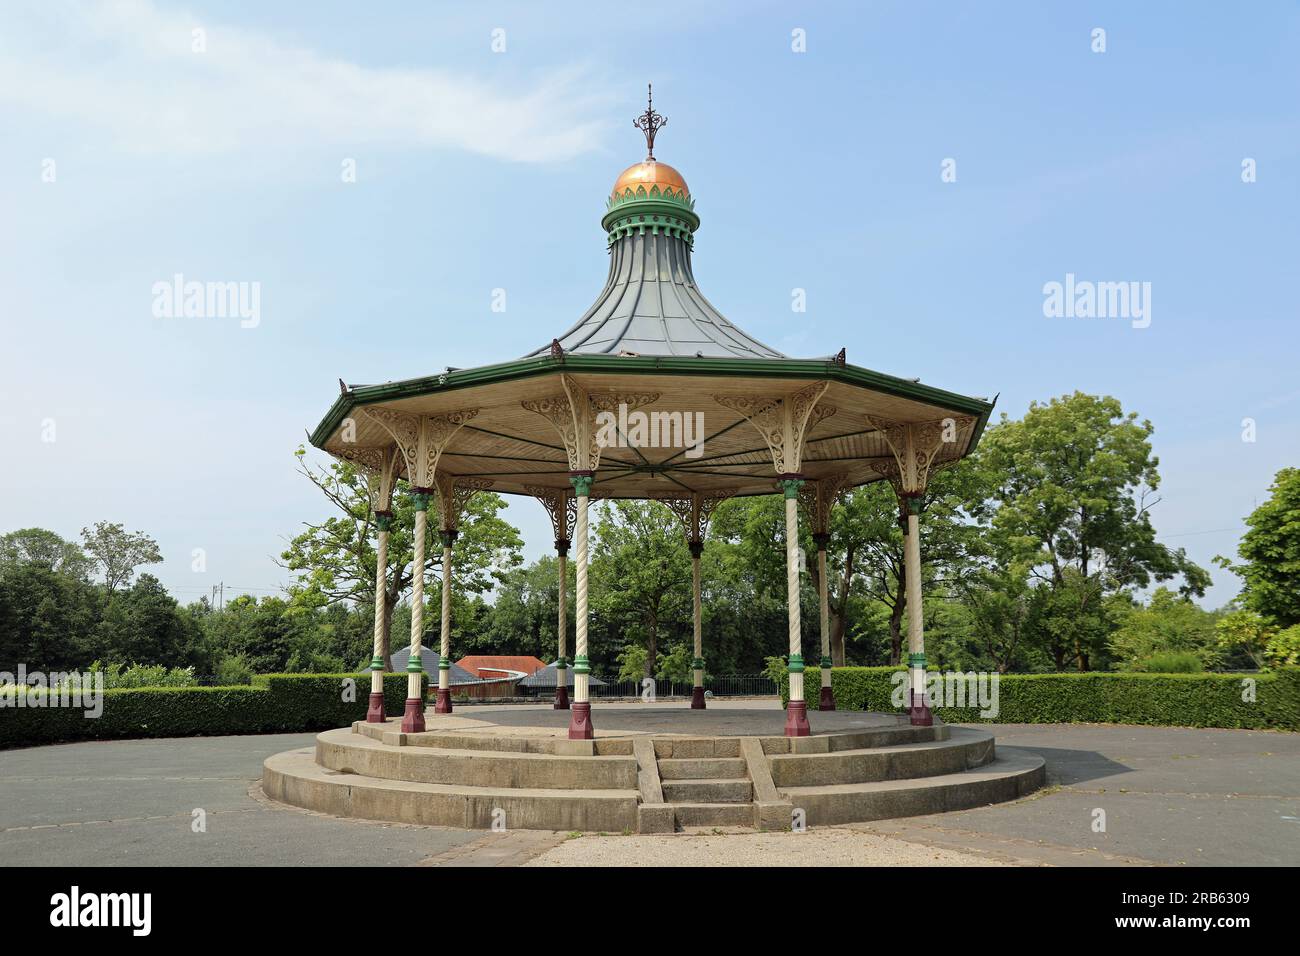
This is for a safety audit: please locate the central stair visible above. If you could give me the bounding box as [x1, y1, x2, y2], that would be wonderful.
[658, 755, 753, 828]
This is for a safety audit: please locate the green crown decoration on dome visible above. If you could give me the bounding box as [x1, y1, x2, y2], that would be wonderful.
[601, 85, 701, 248]
[602, 183, 699, 247]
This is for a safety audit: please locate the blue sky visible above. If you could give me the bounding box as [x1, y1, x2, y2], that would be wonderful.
[2, 0, 1296, 608]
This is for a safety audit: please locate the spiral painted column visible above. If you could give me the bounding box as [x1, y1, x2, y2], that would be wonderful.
[689, 539, 705, 709]
[366, 511, 393, 722]
[779, 476, 810, 736]
[568, 472, 594, 739]
[402, 490, 431, 733]
[813, 531, 835, 711]
[434, 529, 457, 714]
[554, 539, 570, 709]
[903, 497, 931, 725]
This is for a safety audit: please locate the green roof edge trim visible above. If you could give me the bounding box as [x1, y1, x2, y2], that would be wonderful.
[310, 354, 996, 459]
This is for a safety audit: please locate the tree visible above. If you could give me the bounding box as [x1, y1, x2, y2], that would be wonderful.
[80, 522, 163, 594]
[1106, 587, 1220, 671]
[972, 393, 1209, 671]
[836, 463, 988, 666]
[1219, 467, 1300, 629]
[0, 528, 92, 579]
[1216, 609, 1300, 670]
[280, 448, 523, 670]
[590, 500, 692, 677]
[473, 556, 570, 660]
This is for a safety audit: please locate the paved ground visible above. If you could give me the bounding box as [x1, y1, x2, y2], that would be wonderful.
[2, 713, 1296, 866]
[442, 700, 901, 737]
[526, 829, 1003, 866]
[0, 733, 483, 866]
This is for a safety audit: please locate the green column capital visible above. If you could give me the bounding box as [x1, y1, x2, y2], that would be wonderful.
[777, 476, 804, 499]
[692, 657, 705, 671]
[907, 652, 927, 668]
[787, 653, 805, 673]
[410, 490, 432, 512]
[406, 654, 424, 673]
[572, 654, 591, 675]
[568, 472, 594, 497]
[375, 511, 394, 532]
[554, 656, 568, 670]
[439, 528, 458, 548]
[819, 655, 832, 669]
[901, 493, 925, 516]
[369, 655, 385, 671]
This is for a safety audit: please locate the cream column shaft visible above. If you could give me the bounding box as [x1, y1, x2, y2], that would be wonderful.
[371, 528, 389, 698]
[439, 542, 452, 691]
[408, 508, 427, 702]
[785, 496, 804, 706]
[574, 493, 590, 704]
[905, 512, 925, 705]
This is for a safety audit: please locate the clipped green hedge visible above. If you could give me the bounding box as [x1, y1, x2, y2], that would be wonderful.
[0, 672, 426, 750]
[781, 666, 1300, 731]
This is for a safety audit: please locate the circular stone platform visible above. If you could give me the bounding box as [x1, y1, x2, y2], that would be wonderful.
[263, 703, 1045, 833]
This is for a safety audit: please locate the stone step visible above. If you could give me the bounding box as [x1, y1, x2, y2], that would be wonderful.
[318, 729, 637, 790]
[662, 778, 753, 804]
[767, 728, 995, 787]
[778, 748, 1046, 826]
[264, 747, 640, 831]
[657, 757, 747, 780]
[671, 802, 756, 828]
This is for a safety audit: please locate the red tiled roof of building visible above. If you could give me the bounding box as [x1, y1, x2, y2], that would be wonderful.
[454, 655, 548, 679]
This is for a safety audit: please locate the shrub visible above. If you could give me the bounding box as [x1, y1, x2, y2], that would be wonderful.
[0, 671, 425, 749]
[1134, 651, 1204, 673]
[779, 666, 1300, 731]
[87, 661, 198, 688]
[213, 653, 255, 685]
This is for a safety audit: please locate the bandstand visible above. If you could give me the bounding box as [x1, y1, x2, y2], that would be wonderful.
[263, 91, 1044, 831]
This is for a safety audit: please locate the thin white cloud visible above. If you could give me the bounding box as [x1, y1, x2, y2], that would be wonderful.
[0, 0, 612, 161]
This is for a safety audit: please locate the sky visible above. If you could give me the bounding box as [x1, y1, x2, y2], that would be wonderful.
[1, 0, 1296, 610]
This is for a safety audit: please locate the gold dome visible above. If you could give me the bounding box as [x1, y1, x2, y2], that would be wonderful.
[611, 160, 689, 198]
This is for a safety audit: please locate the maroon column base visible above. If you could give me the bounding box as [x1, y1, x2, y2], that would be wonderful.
[690, 686, 706, 709]
[365, 691, 386, 723]
[553, 684, 570, 709]
[400, 697, 425, 734]
[568, 701, 594, 740]
[433, 687, 453, 714]
[819, 684, 836, 711]
[909, 690, 933, 726]
[784, 699, 811, 737]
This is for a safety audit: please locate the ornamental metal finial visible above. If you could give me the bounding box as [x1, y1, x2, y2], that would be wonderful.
[633, 83, 667, 160]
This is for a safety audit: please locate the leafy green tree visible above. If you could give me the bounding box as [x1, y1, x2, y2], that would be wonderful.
[0, 560, 99, 670]
[1216, 609, 1300, 670]
[80, 522, 163, 594]
[656, 643, 694, 684]
[1106, 587, 1220, 671]
[590, 500, 691, 677]
[0, 528, 93, 579]
[472, 555, 570, 660]
[1219, 467, 1300, 629]
[972, 393, 1209, 670]
[281, 448, 523, 669]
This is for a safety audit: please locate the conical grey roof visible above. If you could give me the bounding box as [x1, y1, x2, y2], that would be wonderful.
[360, 646, 478, 685]
[530, 231, 784, 359]
[518, 661, 607, 688]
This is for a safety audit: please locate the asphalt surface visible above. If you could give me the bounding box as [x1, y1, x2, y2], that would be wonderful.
[1, 718, 1296, 867]
[0, 733, 482, 866]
